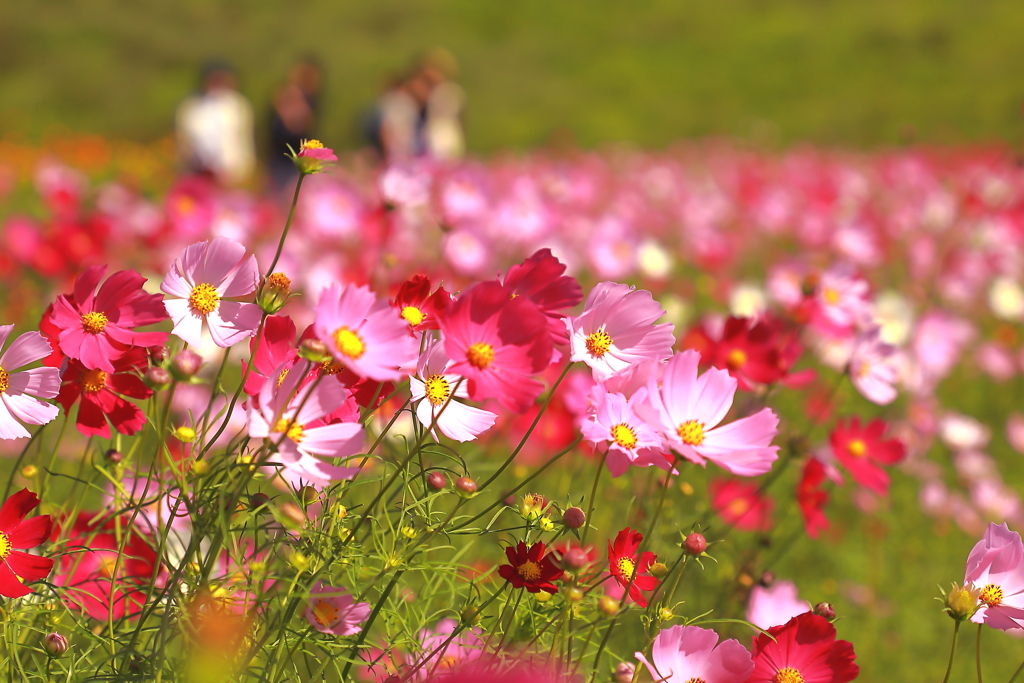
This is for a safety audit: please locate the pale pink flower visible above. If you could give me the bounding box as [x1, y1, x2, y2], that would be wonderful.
[813, 265, 872, 332]
[581, 384, 667, 477]
[965, 523, 1024, 631]
[161, 237, 261, 348]
[848, 328, 898, 405]
[407, 618, 485, 680]
[305, 582, 371, 635]
[0, 326, 60, 440]
[410, 340, 496, 443]
[746, 580, 811, 630]
[911, 311, 974, 387]
[314, 283, 417, 383]
[647, 350, 779, 476]
[635, 625, 753, 683]
[1007, 414, 1024, 455]
[566, 282, 674, 381]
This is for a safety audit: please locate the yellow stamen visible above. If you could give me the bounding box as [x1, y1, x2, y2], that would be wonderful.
[188, 283, 220, 315]
[726, 348, 747, 369]
[0, 531, 10, 560]
[81, 311, 108, 334]
[0, 368, 8, 394]
[847, 439, 867, 458]
[822, 288, 840, 305]
[321, 359, 344, 375]
[774, 668, 804, 683]
[981, 583, 1004, 607]
[276, 368, 290, 388]
[677, 420, 705, 446]
[311, 599, 338, 627]
[466, 342, 495, 369]
[616, 557, 635, 579]
[424, 375, 450, 406]
[332, 327, 365, 359]
[273, 418, 305, 443]
[81, 369, 108, 393]
[517, 560, 542, 581]
[401, 306, 425, 326]
[585, 330, 612, 357]
[727, 499, 750, 517]
[610, 423, 638, 449]
[300, 139, 325, 151]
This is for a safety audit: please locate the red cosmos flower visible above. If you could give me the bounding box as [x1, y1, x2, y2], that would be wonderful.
[0, 489, 54, 598]
[710, 479, 773, 532]
[48, 264, 169, 372]
[57, 347, 153, 438]
[748, 612, 858, 683]
[55, 513, 161, 620]
[440, 281, 553, 413]
[797, 459, 830, 539]
[497, 541, 564, 594]
[500, 248, 582, 345]
[608, 527, 659, 607]
[830, 416, 906, 495]
[390, 275, 451, 332]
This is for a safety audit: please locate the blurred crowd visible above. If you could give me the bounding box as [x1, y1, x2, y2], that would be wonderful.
[174, 49, 464, 192]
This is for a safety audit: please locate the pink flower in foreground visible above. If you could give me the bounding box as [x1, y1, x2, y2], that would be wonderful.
[648, 351, 779, 476]
[161, 237, 261, 348]
[501, 248, 582, 345]
[314, 282, 417, 382]
[566, 282, 675, 381]
[407, 618, 485, 680]
[0, 326, 60, 440]
[848, 328, 898, 405]
[965, 522, 1024, 631]
[746, 580, 811, 630]
[305, 582, 370, 635]
[441, 281, 553, 413]
[410, 339, 496, 443]
[580, 385, 667, 477]
[635, 625, 753, 683]
[48, 265, 169, 371]
[748, 613, 858, 683]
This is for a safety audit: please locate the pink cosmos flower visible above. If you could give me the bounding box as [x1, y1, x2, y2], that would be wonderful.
[746, 580, 811, 630]
[965, 522, 1024, 630]
[581, 385, 667, 477]
[566, 282, 675, 381]
[48, 265, 169, 371]
[635, 625, 753, 683]
[248, 361, 365, 488]
[811, 265, 871, 333]
[0, 326, 60, 440]
[410, 339, 496, 443]
[440, 281, 553, 413]
[314, 282, 417, 382]
[647, 351, 779, 476]
[848, 328, 898, 405]
[830, 417, 905, 495]
[305, 582, 371, 635]
[407, 618, 485, 680]
[161, 237, 262, 348]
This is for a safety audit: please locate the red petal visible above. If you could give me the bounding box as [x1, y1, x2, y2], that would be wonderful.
[0, 560, 32, 598]
[6, 550, 53, 582]
[0, 489, 40, 532]
[8, 514, 53, 549]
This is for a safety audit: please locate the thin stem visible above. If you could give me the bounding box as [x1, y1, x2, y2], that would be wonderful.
[339, 570, 405, 681]
[580, 449, 608, 548]
[265, 173, 305, 277]
[942, 620, 961, 683]
[976, 623, 983, 683]
[1009, 657, 1024, 683]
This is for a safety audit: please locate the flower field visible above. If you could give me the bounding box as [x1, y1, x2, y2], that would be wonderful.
[2, 137, 1024, 681]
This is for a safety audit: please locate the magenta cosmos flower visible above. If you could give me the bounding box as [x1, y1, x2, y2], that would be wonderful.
[440, 281, 553, 413]
[566, 282, 675, 381]
[161, 237, 262, 348]
[635, 625, 753, 683]
[748, 613, 858, 683]
[314, 282, 417, 383]
[0, 326, 60, 440]
[49, 265, 168, 372]
[248, 361, 364, 488]
[305, 582, 370, 635]
[581, 385, 667, 477]
[965, 522, 1024, 630]
[648, 350, 780, 477]
[0, 489, 55, 598]
[410, 339, 496, 443]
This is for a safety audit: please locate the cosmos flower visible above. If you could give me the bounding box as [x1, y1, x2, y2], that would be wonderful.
[406, 618, 485, 680]
[580, 385, 667, 477]
[56, 347, 153, 438]
[848, 328, 898, 406]
[305, 582, 371, 635]
[710, 478, 773, 533]
[797, 458, 830, 539]
[746, 580, 811, 630]
[830, 416, 905, 495]
[500, 248, 582, 345]
[607, 527, 659, 607]
[635, 625, 753, 683]
[0, 325, 60, 440]
[390, 275, 451, 332]
[747, 613, 858, 683]
[497, 541, 564, 594]
[409, 339, 496, 443]
[0, 489, 54, 598]
[964, 523, 1024, 631]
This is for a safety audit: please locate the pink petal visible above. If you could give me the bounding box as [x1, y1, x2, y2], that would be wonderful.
[8, 367, 61, 399]
[218, 254, 259, 297]
[0, 332, 52, 371]
[1, 393, 59, 429]
[0, 325, 13, 352]
[165, 298, 205, 347]
[0, 399, 31, 440]
[207, 301, 261, 348]
[161, 266, 194, 298]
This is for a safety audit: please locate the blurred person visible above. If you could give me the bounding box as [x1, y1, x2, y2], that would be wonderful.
[268, 57, 323, 191]
[175, 61, 256, 186]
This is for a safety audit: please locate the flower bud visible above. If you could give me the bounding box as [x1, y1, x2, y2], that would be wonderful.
[170, 349, 202, 380]
[256, 272, 293, 314]
[144, 366, 172, 390]
[534, 591, 552, 603]
[149, 345, 169, 364]
[292, 139, 337, 175]
[562, 506, 586, 529]
[298, 338, 330, 363]
[614, 661, 635, 683]
[250, 492, 270, 510]
[538, 517, 555, 532]
[649, 562, 669, 579]
[563, 586, 584, 603]
[504, 493, 517, 507]
[299, 485, 319, 505]
[520, 493, 547, 519]
[289, 551, 309, 573]
[43, 632, 68, 657]
[684, 532, 708, 556]
[191, 459, 210, 477]
[658, 607, 674, 621]
[455, 477, 477, 497]
[20, 465, 37, 478]
[759, 570, 776, 587]
[561, 547, 590, 570]
[173, 425, 196, 443]
[814, 602, 836, 620]
[598, 595, 620, 617]
[427, 472, 448, 490]
[945, 583, 980, 621]
[105, 448, 123, 464]
[460, 605, 481, 625]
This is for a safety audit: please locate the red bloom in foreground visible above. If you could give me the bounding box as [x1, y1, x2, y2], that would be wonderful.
[500, 248, 582, 344]
[608, 527, 659, 607]
[0, 489, 54, 598]
[57, 347, 153, 438]
[710, 478, 773, 533]
[748, 612, 858, 683]
[498, 541, 564, 594]
[830, 416, 905, 495]
[797, 459, 830, 539]
[390, 275, 451, 332]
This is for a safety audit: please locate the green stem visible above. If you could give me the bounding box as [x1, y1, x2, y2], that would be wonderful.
[339, 570, 405, 681]
[265, 173, 305, 277]
[976, 623, 983, 683]
[580, 449, 608, 548]
[1009, 658, 1024, 683]
[942, 620, 961, 683]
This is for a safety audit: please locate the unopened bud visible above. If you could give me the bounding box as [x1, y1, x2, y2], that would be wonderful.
[561, 547, 590, 570]
[539, 517, 555, 532]
[105, 448, 123, 464]
[460, 605, 481, 625]
[760, 570, 776, 587]
[504, 493, 517, 507]
[520, 493, 547, 519]
[299, 485, 319, 505]
[684, 532, 708, 556]
[455, 477, 477, 497]
[43, 632, 68, 657]
[649, 562, 669, 579]
[427, 472, 448, 490]
[290, 551, 309, 572]
[191, 459, 210, 477]
[298, 338, 329, 363]
[614, 661, 635, 683]
[562, 506, 586, 529]
[170, 349, 202, 380]
[564, 586, 584, 602]
[534, 591, 552, 602]
[814, 602, 836, 620]
[20, 465, 37, 478]
[658, 607, 674, 621]
[945, 583, 981, 622]
[173, 425, 196, 443]
[145, 366, 172, 390]
[149, 345, 169, 364]
[256, 272, 293, 314]
[598, 595, 620, 617]
[250, 492, 270, 510]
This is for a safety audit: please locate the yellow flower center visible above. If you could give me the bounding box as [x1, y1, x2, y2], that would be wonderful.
[276, 368, 290, 388]
[981, 583, 1004, 607]
[188, 282, 220, 315]
[311, 598, 338, 627]
[81, 369, 108, 393]
[847, 439, 867, 458]
[273, 418, 305, 443]
[726, 348, 747, 369]
[0, 531, 10, 560]
[424, 374, 451, 406]
[438, 655, 459, 670]
[81, 311, 109, 334]
[401, 306, 425, 326]
[822, 288, 841, 305]
[677, 420, 705, 446]
[685, 679, 707, 683]
[774, 668, 804, 683]
[98, 554, 119, 579]
[466, 342, 495, 369]
[0, 367, 8, 394]
[332, 327, 366, 359]
[301, 139, 325, 151]
[585, 329, 612, 357]
[616, 557, 635, 579]
[610, 423, 638, 449]
[176, 194, 196, 214]
[321, 359, 344, 375]
[265, 272, 292, 294]
[727, 499, 750, 517]
[517, 560, 542, 581]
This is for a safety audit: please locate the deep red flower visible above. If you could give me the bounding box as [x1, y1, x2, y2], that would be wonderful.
[797, 459, 830, 539]
[710, 478, 773, 533]
[57, 347, 153, 438]
[748, 612, 858, 683]
[390, 275, 451, 332]
[243, 314, 300, 398]
[497, 541, 564, 594]
[0, 489, 54, 598]
[830, 416, 906, 495]
[500, 248, 582, 344]
[607, 527, 659, 607]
